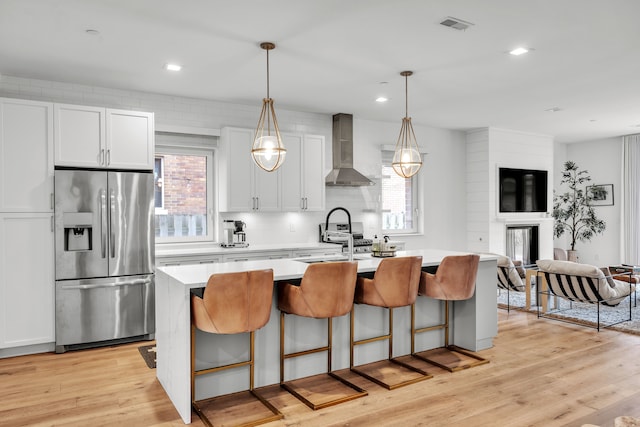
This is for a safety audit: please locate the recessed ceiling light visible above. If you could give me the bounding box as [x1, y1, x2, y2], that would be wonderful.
[376, 97, 388, 103]
[85, 29, 100, 36]
[509, 47, 530, 56]
[164, 63, 182, 72]
[545, 107, 563, 112]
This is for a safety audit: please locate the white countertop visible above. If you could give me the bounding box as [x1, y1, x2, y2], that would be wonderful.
[156, 249, 498, 288]
[155, 242, 341, 258]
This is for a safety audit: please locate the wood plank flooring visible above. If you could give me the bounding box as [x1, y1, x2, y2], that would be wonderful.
[2, 310, 640, 427]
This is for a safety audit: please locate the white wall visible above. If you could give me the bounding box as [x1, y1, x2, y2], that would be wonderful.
[0, 75, 468, 251]
[555, 137, 622, 266]
[467, 127, 555, 260]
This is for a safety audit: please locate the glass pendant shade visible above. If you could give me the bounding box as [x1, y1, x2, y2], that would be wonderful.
[252, 42, 286, 172]
[392, 71, 422, 178]
[252, 97, 286, 171]
[392, 117, 422, 178]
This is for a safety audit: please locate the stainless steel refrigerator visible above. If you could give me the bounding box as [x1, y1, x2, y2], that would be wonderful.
[54, 169, 154, 353]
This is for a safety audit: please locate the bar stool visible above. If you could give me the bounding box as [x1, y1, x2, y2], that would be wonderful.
[278, 261, 368, 410]
[412, 254, 489, 372]
[191, 269, 283, 427]
[350, 256, 432, 390]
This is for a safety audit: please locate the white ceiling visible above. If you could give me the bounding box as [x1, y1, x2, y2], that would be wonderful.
[1, 0, 640, 143]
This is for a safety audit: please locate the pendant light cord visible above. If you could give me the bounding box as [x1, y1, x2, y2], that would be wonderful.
[405, 73, 408, 119]
[266, 48, 270, 99]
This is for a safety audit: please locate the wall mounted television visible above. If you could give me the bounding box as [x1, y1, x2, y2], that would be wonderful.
[499, 167, 548, 213]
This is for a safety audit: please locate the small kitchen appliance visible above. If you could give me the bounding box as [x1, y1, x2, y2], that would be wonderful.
[221, 220, 235, 247]
[220, 220, 249, 248]
[233, 220, 249, 248]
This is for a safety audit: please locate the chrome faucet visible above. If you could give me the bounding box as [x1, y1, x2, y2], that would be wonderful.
[323, 230, 354, 261]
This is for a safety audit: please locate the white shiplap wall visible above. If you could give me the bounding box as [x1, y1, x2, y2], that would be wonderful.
[467, 127, 554, 259]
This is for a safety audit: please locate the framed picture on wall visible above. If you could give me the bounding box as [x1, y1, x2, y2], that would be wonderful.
[587, 184, 614, 206]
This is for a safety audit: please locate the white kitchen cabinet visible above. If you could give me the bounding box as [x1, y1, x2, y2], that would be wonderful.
[218, 127, 279, 212]
[105, 109, 154, 169]
[0, 213, 55, 349]
[54, 103, 154, 170]
[0, 98, 54, 213]
[222, 251, 292, 262]
[157, 255, 222, 267]
[291, 246, 342, 258]
[300, 134, 325, 211]
[280, 133, 325, 212]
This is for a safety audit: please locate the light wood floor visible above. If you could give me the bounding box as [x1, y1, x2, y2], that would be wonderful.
[2, 310, 640, 427]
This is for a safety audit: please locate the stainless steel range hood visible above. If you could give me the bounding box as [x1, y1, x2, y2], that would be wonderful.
[325, 113, 374, 186]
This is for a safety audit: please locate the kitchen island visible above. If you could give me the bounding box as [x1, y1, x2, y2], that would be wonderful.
[155, 249, 497, 424]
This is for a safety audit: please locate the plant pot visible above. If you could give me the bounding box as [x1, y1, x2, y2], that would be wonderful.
[567, 250, 579, 263]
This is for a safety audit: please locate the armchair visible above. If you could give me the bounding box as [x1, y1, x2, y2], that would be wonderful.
[535, 259, 635, 331]
[497, 255, 536, 311]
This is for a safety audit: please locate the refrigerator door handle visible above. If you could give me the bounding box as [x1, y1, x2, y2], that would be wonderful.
[100, 189, 107, 258]
[59, 278, 153, 290]
[110, 188, 116, 259]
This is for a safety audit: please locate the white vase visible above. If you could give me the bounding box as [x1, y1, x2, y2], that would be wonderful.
[567, 250, 579, 263]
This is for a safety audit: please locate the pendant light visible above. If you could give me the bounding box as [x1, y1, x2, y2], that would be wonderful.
[251, 42, 286, 172]
[392, 71, 422, 178]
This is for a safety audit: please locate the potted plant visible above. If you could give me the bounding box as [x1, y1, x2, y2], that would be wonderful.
[552, 161, 606, 262]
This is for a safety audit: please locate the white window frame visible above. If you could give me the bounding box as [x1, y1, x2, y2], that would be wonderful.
[154, 156, 167, 214]
[380, 149, 422, 235]
[155, 141, 216, 244]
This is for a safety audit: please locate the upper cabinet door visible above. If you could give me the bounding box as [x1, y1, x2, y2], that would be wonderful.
[280, 133, 303, 211]
[218, 128, 254, 212]
[301, 134, 325, 211]
[106, 109, 154, 170]
[54, 103, 105, 168]
[0, 98, 54, 212]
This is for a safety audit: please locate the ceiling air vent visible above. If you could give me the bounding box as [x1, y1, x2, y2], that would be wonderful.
[439, 16, 474, 31]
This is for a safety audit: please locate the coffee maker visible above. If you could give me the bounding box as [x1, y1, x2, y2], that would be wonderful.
[233, 221, 248, 248]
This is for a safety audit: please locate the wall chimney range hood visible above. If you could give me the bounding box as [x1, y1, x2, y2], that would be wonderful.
[325, 113, 374, 186]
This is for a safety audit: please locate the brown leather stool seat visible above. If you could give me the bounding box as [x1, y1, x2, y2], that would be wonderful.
[350, 256, 432, 390]
[278, 261, 367, 410]
[191, 269, 282, 427]
[412, 254, 489, 372]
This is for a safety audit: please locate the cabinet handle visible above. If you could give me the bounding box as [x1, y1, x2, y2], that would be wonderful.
[106, 149, 111, 166]
[51, 215, 54, 232]
[234, 258, 249, 262]
[256, 197, 259, 211]
[304, 197, 308, 210]
[50, 193, 54, 210]
[100, 149, 105, 165]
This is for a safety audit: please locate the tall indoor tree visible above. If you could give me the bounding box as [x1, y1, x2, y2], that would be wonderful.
[552, 161, 606, 259]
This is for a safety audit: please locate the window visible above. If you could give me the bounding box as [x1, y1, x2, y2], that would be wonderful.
[381, 150, 419, 234]
[154, 133, 215, 243]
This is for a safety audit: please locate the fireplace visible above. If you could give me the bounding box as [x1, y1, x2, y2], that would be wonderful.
[505, 225, 539, 265]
